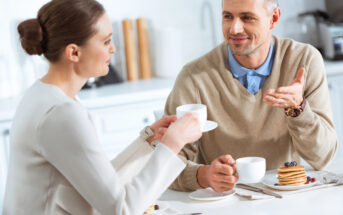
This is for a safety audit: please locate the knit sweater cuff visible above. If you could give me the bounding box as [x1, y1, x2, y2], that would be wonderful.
[182, 163, 204, 190]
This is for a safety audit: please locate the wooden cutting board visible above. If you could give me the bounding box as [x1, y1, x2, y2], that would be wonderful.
[122, 19, 138, 81]
[136, 18, 151, 80]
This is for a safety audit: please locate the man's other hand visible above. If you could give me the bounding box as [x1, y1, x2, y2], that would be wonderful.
[263, 67, 305, 108]
[197, 155, 238, 192]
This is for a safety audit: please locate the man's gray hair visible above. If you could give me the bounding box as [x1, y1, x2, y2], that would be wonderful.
[221, 0, 279, 14]
[265, 0, 279, 14]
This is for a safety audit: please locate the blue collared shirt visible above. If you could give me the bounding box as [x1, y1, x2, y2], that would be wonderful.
[228, 41, 275, 95]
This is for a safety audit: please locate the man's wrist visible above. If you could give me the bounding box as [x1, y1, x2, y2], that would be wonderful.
[197, 165, 210, 188]
[284, 97, 306, 117]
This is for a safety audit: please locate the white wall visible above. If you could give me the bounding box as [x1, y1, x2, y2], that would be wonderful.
[0, 0, 327, 99]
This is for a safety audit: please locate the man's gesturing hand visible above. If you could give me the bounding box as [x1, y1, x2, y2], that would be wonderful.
[263, 67, 305, 108]
[197, 155, 238, 192]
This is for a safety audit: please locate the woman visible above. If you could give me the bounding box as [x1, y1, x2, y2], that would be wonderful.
[2, 0, 202, 214]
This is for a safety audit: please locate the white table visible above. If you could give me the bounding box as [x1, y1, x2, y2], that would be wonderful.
[159, 157, 343, 215]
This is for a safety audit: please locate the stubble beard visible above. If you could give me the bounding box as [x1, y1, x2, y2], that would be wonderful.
[230, 42, 265, 57]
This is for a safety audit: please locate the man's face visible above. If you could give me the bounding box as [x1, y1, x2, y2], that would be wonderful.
[222, 0, 275, 56]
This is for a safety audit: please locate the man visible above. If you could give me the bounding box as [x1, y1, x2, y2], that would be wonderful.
[164, 0, 338, 192]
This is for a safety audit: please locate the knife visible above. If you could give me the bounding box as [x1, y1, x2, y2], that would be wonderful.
[236, 183, 283, 198]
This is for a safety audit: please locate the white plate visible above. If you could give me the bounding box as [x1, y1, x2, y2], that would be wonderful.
[143, 201, 169, 214]
[201, 120, 218, 132]
[262, 173, 318, 191]
[189, 188, 235, 201]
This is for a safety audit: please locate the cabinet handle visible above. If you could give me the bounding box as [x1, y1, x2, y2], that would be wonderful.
[143, 117, 150, 124]
[328, 83, 333, 90]
[3, 129, 9, 136]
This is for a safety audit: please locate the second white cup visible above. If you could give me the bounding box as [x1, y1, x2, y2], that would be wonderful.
[176, 104, 207, 130]
[236, 157, 266, 184]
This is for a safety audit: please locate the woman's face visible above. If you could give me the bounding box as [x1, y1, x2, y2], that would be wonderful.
[78, 13, 115, 78]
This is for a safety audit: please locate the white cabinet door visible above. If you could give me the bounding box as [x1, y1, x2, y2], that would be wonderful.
[89, 99, 166, 159]
[327, 75, 343, 158]
[0, 122, 10, 212]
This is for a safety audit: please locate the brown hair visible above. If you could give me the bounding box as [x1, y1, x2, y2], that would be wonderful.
[17, 0, 105, 62]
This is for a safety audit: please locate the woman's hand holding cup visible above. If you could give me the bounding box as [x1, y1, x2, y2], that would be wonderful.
[147, 115, 177, 143]
[161, 113, 202, 154]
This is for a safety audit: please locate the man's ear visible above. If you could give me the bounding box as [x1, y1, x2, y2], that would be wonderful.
[64, 44, 81, 62]
[270, 7, 281, 29]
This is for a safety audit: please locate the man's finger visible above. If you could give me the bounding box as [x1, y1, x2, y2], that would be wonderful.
[294, 67, 305, 84]
[218, 155, 235, 165]
[275, 86, 296, 95]
[215, 164, 234, 175]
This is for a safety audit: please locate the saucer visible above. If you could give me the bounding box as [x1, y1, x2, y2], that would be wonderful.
[201, 120, 218, 132]
[189, 188, 235, 201]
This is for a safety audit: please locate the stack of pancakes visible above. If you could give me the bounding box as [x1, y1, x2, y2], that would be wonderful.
[277, 165, 307, 186]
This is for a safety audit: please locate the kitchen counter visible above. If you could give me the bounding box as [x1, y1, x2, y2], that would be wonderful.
[0, 78, 175, 122]
[0, 61, 342, 122]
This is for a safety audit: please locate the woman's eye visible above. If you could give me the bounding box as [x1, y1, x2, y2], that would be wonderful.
[105, 39, 111, 45]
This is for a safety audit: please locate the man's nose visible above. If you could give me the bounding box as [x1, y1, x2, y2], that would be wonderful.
[230, 18, 244, 34]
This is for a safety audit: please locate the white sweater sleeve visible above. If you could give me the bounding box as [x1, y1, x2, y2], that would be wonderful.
[37, 102, 185, 215]
[111, 136, 155, 185]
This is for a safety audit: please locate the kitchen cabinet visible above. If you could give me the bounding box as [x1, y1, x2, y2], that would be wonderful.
[0, 121, 11, 212]
[326, 61, 343, 158]
[77, 78, 175, 159]
[327, 75, 343, 158]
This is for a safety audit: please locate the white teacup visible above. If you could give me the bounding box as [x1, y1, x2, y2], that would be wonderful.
[176, 104, 207, 130]
[236, 157, 266, 184]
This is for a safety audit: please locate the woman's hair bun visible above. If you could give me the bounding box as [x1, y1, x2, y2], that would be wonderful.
[17, 19, 44, 55]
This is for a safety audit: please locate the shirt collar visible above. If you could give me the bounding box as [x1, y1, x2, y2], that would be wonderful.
[228, 41, 274, 78]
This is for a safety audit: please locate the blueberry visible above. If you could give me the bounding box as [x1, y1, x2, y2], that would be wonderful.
[154, 205, 159, 210]
[307, 176, 312, 182]
[289, 162, 294, 167]
[274, 183, 280, 186]
[284, 162, 290, 167]
[293, 161, 298, 166]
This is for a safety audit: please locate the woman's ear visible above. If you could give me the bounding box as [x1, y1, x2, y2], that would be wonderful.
[64, 44, 81, 62]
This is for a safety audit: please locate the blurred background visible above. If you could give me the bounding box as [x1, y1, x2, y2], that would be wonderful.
[0, 0, 343, 212]
[0, 0, 341, 98]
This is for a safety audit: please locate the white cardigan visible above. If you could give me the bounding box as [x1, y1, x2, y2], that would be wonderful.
[3, 80, 185, 215]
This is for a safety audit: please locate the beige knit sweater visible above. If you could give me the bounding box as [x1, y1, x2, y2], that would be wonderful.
[164, 36, 338, 191]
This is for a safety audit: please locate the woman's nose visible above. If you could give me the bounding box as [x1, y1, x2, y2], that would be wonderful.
[110, 42, 116, 54]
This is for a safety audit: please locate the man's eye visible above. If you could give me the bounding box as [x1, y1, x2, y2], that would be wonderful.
[243, 16, 254, 21]
[224, 15, 233, 19]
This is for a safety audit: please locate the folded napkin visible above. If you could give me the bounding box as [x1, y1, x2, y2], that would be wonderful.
[235, 171, 343, 200]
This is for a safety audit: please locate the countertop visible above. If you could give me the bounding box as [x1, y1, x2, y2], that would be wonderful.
[0, 78, 175, 123]
[1, 61, 343, 122]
